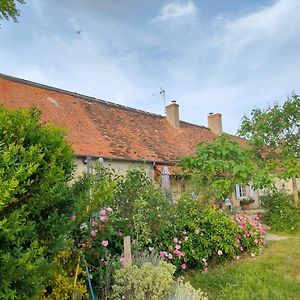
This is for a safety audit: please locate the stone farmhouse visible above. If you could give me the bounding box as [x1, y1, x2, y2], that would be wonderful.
[0, 73, 296, 207]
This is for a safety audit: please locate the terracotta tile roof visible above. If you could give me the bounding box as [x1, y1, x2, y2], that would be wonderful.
[0, 73, 220, 163]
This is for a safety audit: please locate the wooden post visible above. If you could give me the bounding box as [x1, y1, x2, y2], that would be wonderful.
[292, 176, 299, 208]
[124, 236, 132, 267]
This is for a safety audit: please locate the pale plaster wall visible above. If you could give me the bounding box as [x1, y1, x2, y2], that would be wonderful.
[74, 157, 154, 179]
[74, 156, 298, 207]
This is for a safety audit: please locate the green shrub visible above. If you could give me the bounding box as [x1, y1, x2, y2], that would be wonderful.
[70, 165, 169, 299]
[261, 192, 300, 233]
[0, 106, 76, 298]
[168, 281, 208, 300]
[153, 197, 239, 271]
[112, 261, 175, 300]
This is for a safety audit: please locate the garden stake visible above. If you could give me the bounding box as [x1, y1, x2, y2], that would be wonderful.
[83, 255, 96, 300]
[72, 255, 81, 300]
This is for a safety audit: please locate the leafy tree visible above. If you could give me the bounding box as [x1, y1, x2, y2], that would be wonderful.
[0, 0, 25, 24]
[181, 135, 272, 203]
[0, 106, 77, 298]
[238, 94, 300, 207]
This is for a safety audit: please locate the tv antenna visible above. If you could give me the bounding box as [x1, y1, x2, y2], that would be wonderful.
[153, 87, 166, 114]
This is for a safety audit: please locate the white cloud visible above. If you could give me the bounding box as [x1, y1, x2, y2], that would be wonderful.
[153, 1, 197, 23]
[222, 0, 300, 52]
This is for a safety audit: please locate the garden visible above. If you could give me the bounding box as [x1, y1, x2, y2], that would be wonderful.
[0, 95, 299, 299]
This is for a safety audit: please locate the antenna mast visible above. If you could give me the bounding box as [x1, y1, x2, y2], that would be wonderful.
[160, 87, 166, 114]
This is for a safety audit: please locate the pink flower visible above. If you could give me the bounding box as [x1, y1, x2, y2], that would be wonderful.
[99, 209, 107, 216]
[168, 253, 173, 259]
[117, 231, 123, 237]
[251, 253, 256, 258]
[181, 263, 187, 270]
[203, 267, 208, 273]
[107, 207, 113, 212]
[100, 216, 109, 222]
[159, 251, 167, 258]
[70, 215, 76, 221]
[173, 237, 178, 243]
[217, 250, 223, 256]
[101, 240, 109, 247]
[175, 245, 181, 250]
[91, 230, 97, 237]
[254, 239, 259, 244]
[240, 246, 244, 252]
[148, 247, 155, 253]
[91, 220, 98, 227]
[235, 256, 240, 260]
[202, 258, 207, 262]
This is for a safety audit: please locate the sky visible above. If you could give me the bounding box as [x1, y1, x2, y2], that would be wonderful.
[1, 0, 299, 134]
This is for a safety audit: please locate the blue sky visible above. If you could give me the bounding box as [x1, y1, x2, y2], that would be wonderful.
[1, 0, 299, 134]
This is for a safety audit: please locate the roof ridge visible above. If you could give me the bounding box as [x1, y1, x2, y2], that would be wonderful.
[179, 120, 210, 130]
[0, 73, 164, 118]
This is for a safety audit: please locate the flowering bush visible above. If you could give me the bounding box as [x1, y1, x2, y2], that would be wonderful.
[151, 197, 239, 272]
[233, 212, 269, 256]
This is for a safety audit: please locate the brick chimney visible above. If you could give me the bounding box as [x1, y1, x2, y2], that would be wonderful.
[208, 113, 223, 135]
[166, 100, 180, 128]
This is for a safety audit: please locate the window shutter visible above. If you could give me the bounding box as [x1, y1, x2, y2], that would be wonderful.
[235, 184, 241, 200]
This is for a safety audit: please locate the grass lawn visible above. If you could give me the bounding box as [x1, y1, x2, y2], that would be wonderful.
[186, 235, 300, 300]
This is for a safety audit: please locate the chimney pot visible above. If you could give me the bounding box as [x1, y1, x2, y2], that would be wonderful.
[208, 113, 223, 135]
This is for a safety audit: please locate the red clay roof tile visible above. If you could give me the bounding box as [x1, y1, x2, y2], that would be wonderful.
[0, 73, 219, 163]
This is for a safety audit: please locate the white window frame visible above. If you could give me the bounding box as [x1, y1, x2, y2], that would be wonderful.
[235, 184, 247, 199]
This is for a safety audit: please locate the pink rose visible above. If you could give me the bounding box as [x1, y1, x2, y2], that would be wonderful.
[254, 239, 259, 244]
[107, 207, 113, 212]
[235, 256, 240, 260]
[181, 263, 187, 270]
[168, 253, 173, 259]
[175, 245, 181, 250]
[91, 220, 98, 227]
[159, 251, 167, 258]
[100, 216, 109, 222]
[101, 240, 109, 247]
[99, 209, 107, 216]
[91, 230, 97, 237]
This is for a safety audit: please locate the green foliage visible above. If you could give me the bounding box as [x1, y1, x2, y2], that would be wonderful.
[0, 0, 25, 24]
[261, 192, 300, 233]
[153, 197, 239, 271]
[238, 94, 300, 205]
[38, 248, 87, 300]
[181, 135, 271, 202]
[168, 281, 208, 300]
[112, 261, 175, 300]
[0, 106, 76, 298]
[71, 164, 169, 299]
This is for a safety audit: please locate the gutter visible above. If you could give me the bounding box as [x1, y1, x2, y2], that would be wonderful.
[76, 153, 177, 166]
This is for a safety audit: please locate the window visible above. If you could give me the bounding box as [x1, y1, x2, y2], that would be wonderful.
[236, 184, 247, 199]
